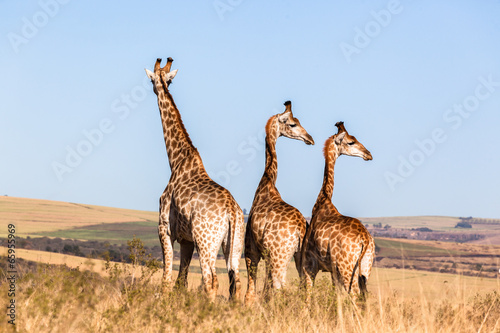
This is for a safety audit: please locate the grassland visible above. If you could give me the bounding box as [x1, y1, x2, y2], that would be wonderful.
[1, 248, 499, 332]
[0, 196, 157, 238]
[2, 245, 498, 301]
[375, 238, 466, 257]
[1, 193, 500, 332]
[2, 197, 500, 278]
[35, 221, 160, 247]
[373, 237, 500, 279]
[375, 237, 500, 258]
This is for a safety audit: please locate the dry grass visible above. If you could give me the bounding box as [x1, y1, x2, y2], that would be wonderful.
[3, 245, 499, 298]
[4, 246, 499, 301]
[1, 198, 499, 331]
[1, 259, 499, 332]
[1, 248, 500, 332]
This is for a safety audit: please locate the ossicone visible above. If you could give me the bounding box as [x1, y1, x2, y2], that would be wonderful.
[284, 100, 292, 112]
[335, 121, 346, 133]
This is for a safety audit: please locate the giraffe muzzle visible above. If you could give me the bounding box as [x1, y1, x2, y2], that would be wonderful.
[304, 134, 315, 145]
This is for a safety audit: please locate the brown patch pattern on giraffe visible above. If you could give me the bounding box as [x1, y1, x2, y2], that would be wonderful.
[146, 58, 245, 301]
[244, 101, 314, 305]
[301, 121, 374, 300]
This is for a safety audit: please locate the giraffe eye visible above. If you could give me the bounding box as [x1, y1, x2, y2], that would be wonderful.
[289, 124, 297, 128]
[348, 142, 355, 146]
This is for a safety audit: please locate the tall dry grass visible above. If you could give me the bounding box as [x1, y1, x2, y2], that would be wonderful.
[1, 255, 499, 333]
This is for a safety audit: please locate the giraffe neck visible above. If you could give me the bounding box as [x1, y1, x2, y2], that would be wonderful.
[251, 116, 280, 209]
[313, 138, 339, 215]
[262, 116, 280, 187]
[155, 78, 195, 170]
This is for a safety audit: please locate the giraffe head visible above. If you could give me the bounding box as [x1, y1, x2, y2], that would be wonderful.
[145, 57, 178, 95]
[329, 121, 372, 160]
[273, 101, 315, 145]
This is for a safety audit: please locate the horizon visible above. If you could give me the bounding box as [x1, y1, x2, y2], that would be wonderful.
[2, 1, 500, 219]
[2, 195, 498, 220]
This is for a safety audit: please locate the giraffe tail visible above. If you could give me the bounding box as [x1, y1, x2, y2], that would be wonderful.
[359, 272, 368, 296]
[299, 215, 316, 281]
[358, 238, 370, 297]
[348, 243, 365, 294]
[226, 208, 237, 270]
[227, 206, 243, 298]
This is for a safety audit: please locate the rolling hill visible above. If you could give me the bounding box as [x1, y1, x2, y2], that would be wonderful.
[0, 196, 158, 243]
[1, 196, 499, 269]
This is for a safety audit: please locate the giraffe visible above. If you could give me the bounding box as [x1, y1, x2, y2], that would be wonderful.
[145, 58, 245, 301]
[244, 100, 314, 305]
[301, 121, 374, 299]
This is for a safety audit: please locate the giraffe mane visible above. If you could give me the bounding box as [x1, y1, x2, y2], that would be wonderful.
[323, 136, 334, 162]
[159, 76, 194, 148]
[166, 91, 194, 147]
[265, 115, 276, 136]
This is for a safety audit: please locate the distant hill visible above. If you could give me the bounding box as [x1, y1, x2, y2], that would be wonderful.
[2, 197, 499, 279]
[0, 196, 157, 239]
[360, 216, 462, 231]
[2, 196, 499, 246]
[360, 215, 500, 245]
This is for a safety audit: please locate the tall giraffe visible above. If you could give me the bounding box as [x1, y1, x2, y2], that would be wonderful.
[244, 101, 314, 305]
[301, 121, 374, 299]
[145, 58, 245, 301]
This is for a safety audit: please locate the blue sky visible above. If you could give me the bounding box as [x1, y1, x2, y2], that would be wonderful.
[1, 0, 500, 219]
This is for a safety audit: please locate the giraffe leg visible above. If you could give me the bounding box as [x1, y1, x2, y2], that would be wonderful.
[158, 186, 175, 293]
[299, 232, 319, 303]
[211, 265, 219, 297]
[270, 236, 300, 291]
[271, 257, 287, 290]
[336, 256, 360, 295]
[175, 239, 195, 289]
[158, 223, 174, 292]
[198, 245, 218, 302]
[228, 268, 241, 301]
[262, 260, 273, 301]
[293, 251, 302, 280]
[302, 253, 318, 304]
[244, 255, 260, 305]
[263, 251, 288, 302]
[329, 251, 345, 293]
[244, 223, 260, 305]
[305, 267, 318, 304]
[330, 266, 344, 292]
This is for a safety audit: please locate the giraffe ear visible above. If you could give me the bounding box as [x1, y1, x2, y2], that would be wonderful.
[278, 110, 291, 123]
[145, 69, 156, 81]
[165, 69, 178, 82]
[334, 132, 346, 145]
